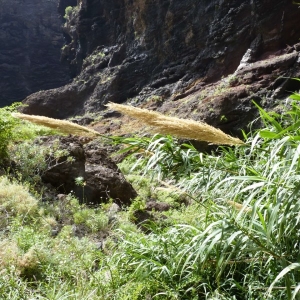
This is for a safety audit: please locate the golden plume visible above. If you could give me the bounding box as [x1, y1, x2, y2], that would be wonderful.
[106, 103, 244, 145]
[12, 113, 101, 138]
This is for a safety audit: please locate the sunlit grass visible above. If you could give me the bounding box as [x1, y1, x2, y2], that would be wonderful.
[2, 90, 300, 298]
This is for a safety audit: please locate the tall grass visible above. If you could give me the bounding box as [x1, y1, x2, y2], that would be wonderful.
[108, 94, 300, 299]
[2, 88, 300, 299]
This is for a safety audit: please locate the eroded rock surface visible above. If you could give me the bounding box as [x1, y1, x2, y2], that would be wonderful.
[83, 141, 137, 206]
[40, 135, 136, 205]
[0, 0, 70, 106]
[158, 48, 300, 136]
[24, 0, 300, 125]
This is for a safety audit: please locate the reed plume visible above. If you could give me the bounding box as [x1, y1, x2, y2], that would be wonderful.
[12, 113, 101, 138]
[227, 200, 252, 213]
[106, 103, 244, 145]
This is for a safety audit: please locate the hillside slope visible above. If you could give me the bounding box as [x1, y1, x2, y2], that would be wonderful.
[22, 0, 300, 134]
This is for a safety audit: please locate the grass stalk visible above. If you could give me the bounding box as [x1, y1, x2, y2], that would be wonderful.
[12, 113, 103, 139]
[106, 103, 245, 146]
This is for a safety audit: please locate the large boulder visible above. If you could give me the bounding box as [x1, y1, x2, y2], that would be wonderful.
[83, 141, 137, 206]
[40, 136, 136, 206]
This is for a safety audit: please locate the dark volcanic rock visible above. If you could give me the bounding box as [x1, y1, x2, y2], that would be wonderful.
[160, 48, 300, 136]
[146, 201, 172, 212]
[132, 209, 168, 233]
[40, 136, 136, 205]
[0, 0, 70, 106]
[21, 0, 300, 133]
[83, 141, 137, 206]
[40, 135, 86, 198]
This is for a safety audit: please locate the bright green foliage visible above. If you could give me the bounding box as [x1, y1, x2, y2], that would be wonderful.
[64, 6, 78, 20]
[108, 94, 300, 299]
[9, 139, 73, 186]
[112, 134, 202, 180]
[0, 104, 20, 159]
[64, 6, 73, 19]
[0, 103, 59, 164]
[2, 83, 300, 298]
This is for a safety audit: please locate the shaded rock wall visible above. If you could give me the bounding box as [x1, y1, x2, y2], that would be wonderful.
[22, 0, 300, 130]
[0, 0, 70, 106]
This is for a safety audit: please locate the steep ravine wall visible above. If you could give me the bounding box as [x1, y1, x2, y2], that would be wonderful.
[0, 0, 70, 106]
[22, 0, 300, 133]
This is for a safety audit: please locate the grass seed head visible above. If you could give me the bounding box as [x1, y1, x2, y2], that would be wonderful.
[12, 113, 101, 138]
[227, 200, 252, 213]
[106, 103, 244, 145]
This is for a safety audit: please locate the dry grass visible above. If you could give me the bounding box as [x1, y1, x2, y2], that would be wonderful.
[106, 103, 245, 145]
[0, 176, 38, 217]
[227, 200, 252, 213]
[12, 113, 101, 138]
[0, 240, 50, 279]
[0, 240, 20, 270]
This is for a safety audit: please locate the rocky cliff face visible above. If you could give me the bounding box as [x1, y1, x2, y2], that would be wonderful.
[22, 0, 300, 134]
[0, 0, 70, 106]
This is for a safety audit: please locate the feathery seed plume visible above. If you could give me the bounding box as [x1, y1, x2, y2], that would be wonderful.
[106, 103, 244, 145]
[12, 113, 101, 138]
[227, 200, 252, 213]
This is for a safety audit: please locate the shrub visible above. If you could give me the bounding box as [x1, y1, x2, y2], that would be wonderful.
[74, 207, 109, 233]
[0, 105, 20, 160]
[64, 6, 73, 19]
[9, 139, 73, 185]
[0, 176, 38, 221]
[63, 6, 79, 20]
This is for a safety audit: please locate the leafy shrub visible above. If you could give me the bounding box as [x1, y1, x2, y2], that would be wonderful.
[0, 176, 38, 222]
[0, 105, 20, 160]
[64, 6, 73, 19]
[64, 6, 79, 20]
[9, 139, 73, 185]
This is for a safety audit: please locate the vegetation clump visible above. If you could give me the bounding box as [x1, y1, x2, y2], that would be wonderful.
[0, 104, 20, 158]
[107, 102, 244, 145]
[64, 6, 77, 20]
[1, 84, 300, 298]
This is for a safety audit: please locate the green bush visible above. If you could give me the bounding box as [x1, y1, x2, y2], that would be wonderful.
[64, 6, 76, 20]
[0, 103, 57, 163]
[9, 139, 73, 185]
[0, 105, 20, 160]
[73, 207, 109, 233]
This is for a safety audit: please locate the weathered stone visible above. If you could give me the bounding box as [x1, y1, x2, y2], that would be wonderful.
[0, 0, 70, 106]
[146, 201, 172, 212]
[21, 0, 300, 126]
[40, 136, 136, 205]
[158, 49, 300, 137]
[40, 136, 85, 197]
[132, 209, 168, 233]
[84, 142, 137, 206]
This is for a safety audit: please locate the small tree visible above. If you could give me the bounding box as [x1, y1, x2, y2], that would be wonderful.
[64, 6, 74, 20]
